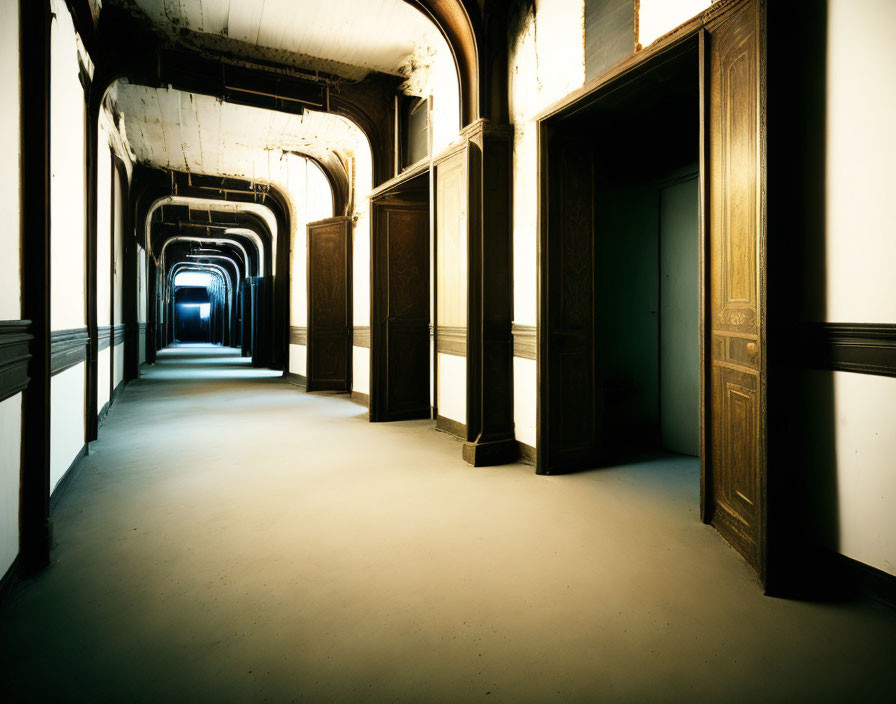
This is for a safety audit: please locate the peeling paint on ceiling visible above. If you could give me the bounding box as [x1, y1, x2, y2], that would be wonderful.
[105, 0, 443, 81]
[111, 79, 371, 184]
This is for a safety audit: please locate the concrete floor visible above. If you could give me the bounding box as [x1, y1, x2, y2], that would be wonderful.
[1, 345, 894, 703]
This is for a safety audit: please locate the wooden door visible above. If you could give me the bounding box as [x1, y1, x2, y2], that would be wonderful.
[705, 0, 767, 579]
[307, 217, 352, 392]
[371, 200, 430, 421]
[538, 128, 597, 474]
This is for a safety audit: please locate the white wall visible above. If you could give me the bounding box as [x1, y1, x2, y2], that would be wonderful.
[97, 348, 110, 411]
[0, 394, 22, 578]
[508, 0, 585, 448]
[437, 353, 466, 424]
[826, 373, 896, 576]
[810, 0, 896, 578]
[825, 0, 896, 323]
[638, 0, 712, 47]
[353, 346, 370, 396]
[96, 124, 111, 328]
[50, 363, 86, 492]
[0, 0, 21, 320]
[288, 344, 307, 377]
[50, 0, 87, 332]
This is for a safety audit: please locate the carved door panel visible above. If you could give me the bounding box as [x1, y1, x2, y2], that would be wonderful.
[307, 217, 352, 392]
[540, 130, 597, 474]
[706, 0, 766, 578]
[371, 201, 430, 421]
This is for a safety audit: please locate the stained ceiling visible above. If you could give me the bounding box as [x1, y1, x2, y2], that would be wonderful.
[110, 79, 371, 184]
[105, 0, 442, 81]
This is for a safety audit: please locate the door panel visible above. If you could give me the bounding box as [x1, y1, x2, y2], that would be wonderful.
[706, 0, 765, 576]
[307, 217, 352, 392]
[541, 132, 596, 473]
[371, 202, 430, 421]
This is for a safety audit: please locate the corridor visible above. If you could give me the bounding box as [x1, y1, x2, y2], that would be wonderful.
[1, 349, 895, 702]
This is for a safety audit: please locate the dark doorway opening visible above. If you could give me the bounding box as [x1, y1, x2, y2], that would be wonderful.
[591, 51, 700, 464]
[174, 286, 211, 343]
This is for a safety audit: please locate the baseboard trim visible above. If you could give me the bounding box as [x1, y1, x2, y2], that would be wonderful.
[518, 441, 536, 465]
[0, 554, 21, 605]
[50, 443, 88, 512]
[284, 372, 306, 387]
[97, 400, 110, 427]
[435, 415, 466, 439]
[830, 552, 896, 609]
[350, 390, 369, 407]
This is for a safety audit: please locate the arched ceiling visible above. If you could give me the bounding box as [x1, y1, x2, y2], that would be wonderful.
[110, 80, 369, 186]
[104, 0, 444, 82]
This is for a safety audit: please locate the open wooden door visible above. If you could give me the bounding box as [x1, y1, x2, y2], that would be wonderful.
[704, 0, 767, 581]
[538, 128, 597, 474]
[306, 216, 352, 392]
[370, 197, 430, 421]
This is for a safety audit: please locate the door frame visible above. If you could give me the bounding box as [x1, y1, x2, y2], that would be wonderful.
[535, 0, 767, 582]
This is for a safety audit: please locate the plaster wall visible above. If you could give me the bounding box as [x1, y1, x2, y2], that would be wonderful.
[96, 128, 111, 328]
[98, 348, 110, 412]
[513, 357, 537, 448]
[801, 0, 896, 578]
[289, 344, 307, 377]
[50, 362, 85, 493]
[508, 0, 585, 449]
[0, 394, 21, 579]
[50, 2, 87, 331]
[825, 0, 896, 323]
[437, 353, 465, 425]
[113, 165, 125, 325]
[114, 343, 125, 390]
[0, 1, 21, 320]
[137, 246, 148, 323]
[352, 347, 370, 396]
[638, 0, 712, 47]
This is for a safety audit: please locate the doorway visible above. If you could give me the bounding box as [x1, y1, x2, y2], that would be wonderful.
[538, 0, 767, 583]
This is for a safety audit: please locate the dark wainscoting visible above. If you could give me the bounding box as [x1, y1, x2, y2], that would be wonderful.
[352, 326, 370, 348]
[435, 414, 466, 438]
[826, 551, 896, 610]
[512, 324, 536, 360]
[0, 320, 32, 403]
[289, 326, 307, 346]
[50, 328, 89, 376]
[138, 322, 148, 334]
[804, 323, 896, 378]
[436, 326, 466, 357]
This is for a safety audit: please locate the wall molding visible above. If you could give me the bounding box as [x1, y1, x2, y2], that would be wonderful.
[289, 326, 307, 346]
[112, 323, 127, 346]
[436, 326, 466, 357]
[97, 325, 112, 352]
[50, 328, 89, 376]
[805, 323, 896, 378]
[512, 324, 537, 360]
[353, 326, 370, 349]
[828, 551, 896, 610]
[0, 320, 32, 403]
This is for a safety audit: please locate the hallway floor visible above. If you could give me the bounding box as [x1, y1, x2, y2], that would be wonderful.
[1, 346, 894, 702]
